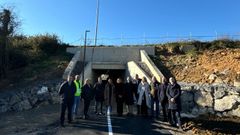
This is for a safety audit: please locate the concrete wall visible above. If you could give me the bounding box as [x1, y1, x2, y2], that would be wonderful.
[67, 46, 155, 63]
[62, 51, 81, 79]
[126, 61, 151, 83]
[140, 50, 164, 82]
[79, 62, 93, 84]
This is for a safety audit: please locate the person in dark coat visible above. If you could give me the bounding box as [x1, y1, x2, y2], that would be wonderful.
[115, 78, 125, 116]
[158, 77, 169, 122]
[94, 77, 105, 115]
[150, 76, 160, 118]
[132, 74, 142, 115]
[104, 78, 115, 114]
[166, 77, 182, 130]
[59, 75, 76, 127]
[81, 79, 94, 119]
[124, 77, 134, 116]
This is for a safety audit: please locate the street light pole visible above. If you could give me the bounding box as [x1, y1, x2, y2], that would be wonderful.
[82, 30, 90, 85]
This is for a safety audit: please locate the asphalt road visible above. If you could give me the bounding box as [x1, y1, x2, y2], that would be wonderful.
[0, 102, 185, 135]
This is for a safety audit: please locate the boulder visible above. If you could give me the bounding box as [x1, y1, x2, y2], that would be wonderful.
[214, 87, 226, 99]
[181, 91, 195, 113]
[214, 95, 240, 112]
[12, 100, 32, 111]
[231, 105, 240, 117]
[194, 90, 213, 108]
[9, 94, 21, 105]
[37, 86, 48, 95]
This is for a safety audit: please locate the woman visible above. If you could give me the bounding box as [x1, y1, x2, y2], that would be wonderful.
[166, 77, 182, 130]
[81, 79, 94, 119]
[137, 77, 151, 116]
[104, 78, 115, 114]
[115, 78, 125, 116]
[124, 77, 134, 116]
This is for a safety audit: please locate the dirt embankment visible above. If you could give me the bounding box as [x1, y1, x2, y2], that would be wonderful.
[155, 48, 240, 86]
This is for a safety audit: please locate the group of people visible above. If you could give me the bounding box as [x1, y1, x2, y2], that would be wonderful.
[58, 74, 182, 130]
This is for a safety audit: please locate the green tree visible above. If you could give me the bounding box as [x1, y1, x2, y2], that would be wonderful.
[0, 8, 18, 79]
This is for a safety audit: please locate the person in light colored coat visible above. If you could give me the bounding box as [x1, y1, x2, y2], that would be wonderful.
[137, 77, 151, 116]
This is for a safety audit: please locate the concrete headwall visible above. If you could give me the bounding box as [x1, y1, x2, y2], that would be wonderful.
[126, 61, 151, 83]
[79, 62, 93, 84]
[140, 50, 164, 82]
[62, 51, 81, 79]
[67, 46, 155, 63]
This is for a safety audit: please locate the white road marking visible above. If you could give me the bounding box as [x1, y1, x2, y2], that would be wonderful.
[107, 107, 113, 135]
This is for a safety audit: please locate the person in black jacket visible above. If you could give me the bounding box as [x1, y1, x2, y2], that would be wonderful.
[94, 77, 105, 115]
[166, 77, 182, 130]
[59, 75, 76, 127]
[158, 77, 169, 122]
[115, 78, 125, 116]
[124, 77, 134, 116]
[81, 79, 94, 119]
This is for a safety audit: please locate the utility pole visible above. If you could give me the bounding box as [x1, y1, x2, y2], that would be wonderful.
[91, 0, 100, 62]
[82, 30, 90, 85]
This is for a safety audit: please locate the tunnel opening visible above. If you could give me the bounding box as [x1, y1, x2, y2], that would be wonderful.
[92, 69, 126, 84]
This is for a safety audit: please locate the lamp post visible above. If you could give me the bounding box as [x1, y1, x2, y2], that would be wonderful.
[82, 30, 90, 85]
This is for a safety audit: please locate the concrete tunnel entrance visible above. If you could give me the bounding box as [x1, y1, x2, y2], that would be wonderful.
[92, 69, 126, 84]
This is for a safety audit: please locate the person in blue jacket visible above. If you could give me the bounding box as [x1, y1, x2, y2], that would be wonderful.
[59, 75, 76, 127]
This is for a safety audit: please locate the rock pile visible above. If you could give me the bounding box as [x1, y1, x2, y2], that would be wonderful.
[180, 82, 240, 118]
[0, 80, 61, 113]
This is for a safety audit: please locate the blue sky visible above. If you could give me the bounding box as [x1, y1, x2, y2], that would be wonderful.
[1, 0, 240, 45]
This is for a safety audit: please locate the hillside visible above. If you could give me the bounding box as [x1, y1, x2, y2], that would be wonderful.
[152, 40, 240, 86]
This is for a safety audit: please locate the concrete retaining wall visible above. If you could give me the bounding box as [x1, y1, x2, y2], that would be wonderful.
[140, 50, 164, 82]
[67, 46, 155, 63]
[62, 51, 81, 79]
[126, 61, 151, 83]
[79, 62, 93, 84]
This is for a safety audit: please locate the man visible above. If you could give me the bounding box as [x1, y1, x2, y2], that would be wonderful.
[72, 75, 82, 119]
[104, 78, 115, 114]
[115, 78, 125, 116]
[158, 77, 169, 122]
[132, 74, 142, 115]
[124, 77, 134, 116]
[150, 76, 160, 118]
[94, 77, 105, 115]
[59, 75, 76, 127]
[166, 77, 182, 130]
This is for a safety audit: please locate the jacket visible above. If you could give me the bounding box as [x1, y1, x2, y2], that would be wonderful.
[82, 84, 94, 101]
[58, 81, 76, 103]
[158, 82, 168, 103]
[137, 82, 151, 108]
[115, 83, 125, 103]
[94, 82, 105, 102]
[166, 83, 181, 111]
[124, 82, 134, 105]
[104, 83, 115, 106]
